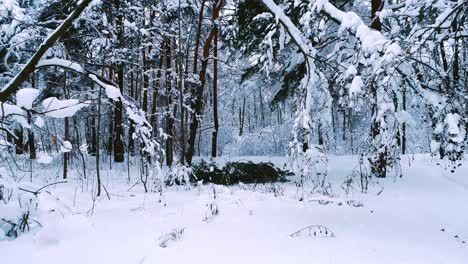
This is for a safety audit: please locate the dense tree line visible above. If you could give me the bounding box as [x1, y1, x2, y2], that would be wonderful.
[0, 0, 466, 193]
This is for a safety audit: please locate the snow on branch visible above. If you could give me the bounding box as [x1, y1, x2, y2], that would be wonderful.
[0, 0, 93, 102]
[36, 59, 85, 74]
[33, 58, 156, 154]
[260, 0, 323, 117]
[35, 58, 122, 101]
[312, 0, 396, 56]
[261, 0, 317, 59]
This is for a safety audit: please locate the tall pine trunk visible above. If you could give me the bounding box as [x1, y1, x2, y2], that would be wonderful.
[211, 25, 219, 158]
[113, 0, 125, 163]
[165, 39, 174, 166]
[186, 0, 224, 164]
[369, 0, 387, 178]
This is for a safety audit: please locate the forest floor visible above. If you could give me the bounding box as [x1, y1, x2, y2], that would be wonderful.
[1, 155, 467, 264]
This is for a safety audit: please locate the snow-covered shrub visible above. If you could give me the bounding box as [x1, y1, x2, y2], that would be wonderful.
[159, 228, 185, 248]
[0, 173, 39, 240]
[203, 184, 219, 223]
[431, 111, 465, 172]
[223, 162, 289, 184]
[191, 160, 224, 184]
[290, 225, 335, 238]
[165, 164, 193, 187]
[341, 155, 371, 195]
[289, 144, 331, 200]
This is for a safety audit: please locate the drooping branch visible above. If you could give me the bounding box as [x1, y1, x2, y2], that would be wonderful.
[0, 0, 93, 102]
[261, 0, 317, 59]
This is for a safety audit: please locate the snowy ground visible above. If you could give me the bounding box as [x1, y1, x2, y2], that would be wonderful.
[1, 155, 467, 264]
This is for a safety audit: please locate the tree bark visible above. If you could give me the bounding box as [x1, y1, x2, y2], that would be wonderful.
[165, 39, 174, 167]
[128, 70, 135, 156]
[193, 0, 207, 74]
[370, 0, 383, 31]
[186, 0, 224, 164]
[151, 55, 163, 132]
[369, 0, 387, 178]
[113, 0, 125, 163]
[211, 25, 219, 158]
[63, 117, 69, 179]
[177, 3, 186, 164]
[14, 128, 24, 155]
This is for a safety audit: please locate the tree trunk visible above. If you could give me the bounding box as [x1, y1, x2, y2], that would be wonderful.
[128, 70, 135, 156]
[369, 0, 387, 178]
[193, 0, 207, 74]
[14, 128, 24, 154]
[96, 82, 102, 197]
[186, 0, 224, 164]
[402, 86, 407, 154]
[211, 25, 219, 158]
[239, 97, 246, 136]
[63, 117, 69, 179]
[113, 0, 125, 163]
[151, 56, 163, 132]
[370, 0, 383, 31]
[177, 4, 186, 164]
[165, 39, 174, 167]
[28, 76, 36, 160]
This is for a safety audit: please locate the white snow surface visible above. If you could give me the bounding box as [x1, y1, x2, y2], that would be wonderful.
[36, 154, 53, 164]
[1, 155, 467, 264]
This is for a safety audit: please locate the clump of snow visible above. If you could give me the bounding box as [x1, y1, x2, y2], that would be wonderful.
[105, 86, 122, 101]
[89, 74, 122, 101]
[79, 144, 88, 152]
[0, 102, 29, 128]
[34, 116, 45, 128]
[356, 25, 385, 53]
[36, 154, 53, 164]
[345, 65, 357, 77]
[445, 113, 460, 136]
[395, 110, 412, 124]
[60, 141, 72, 153]
[253, 12, 273, 21]
[445, 113, 464, 143]
[0, 102, 23, 117]
[349, 75, 363, 97]
[126, 107, 146, 125]
[430, 140, 441, 154]
[16, 88, 39, 109]
[433, 123, 443, 134]
[1, 0, 16, 11]
[382, 43, 402, 62]
[42, 97, 89, 118]
[339, 12, 362, 33]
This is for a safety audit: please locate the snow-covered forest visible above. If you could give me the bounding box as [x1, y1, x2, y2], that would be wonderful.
[0, 0, 467, 263]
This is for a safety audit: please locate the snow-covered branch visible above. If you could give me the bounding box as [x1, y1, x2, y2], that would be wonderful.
[0, 0, 93, 102]
[261, 0, 317, 59]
